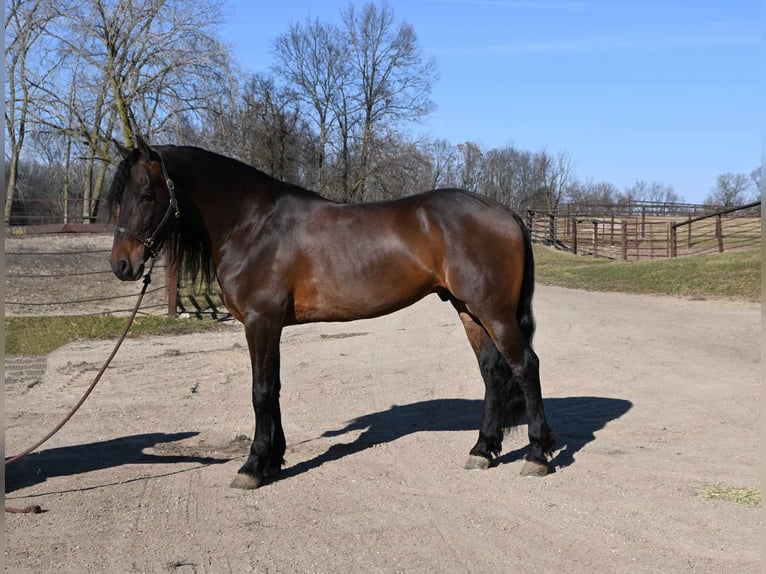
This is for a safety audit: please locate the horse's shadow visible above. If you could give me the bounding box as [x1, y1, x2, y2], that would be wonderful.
[6, 397, 632, 493]
[282, 396, 632, 480]
[5, 432, 229, 493]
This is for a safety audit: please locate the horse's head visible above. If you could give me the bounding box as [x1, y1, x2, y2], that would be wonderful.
[108, 135, 179, 281]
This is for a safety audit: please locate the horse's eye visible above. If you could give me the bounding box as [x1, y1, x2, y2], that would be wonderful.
[140, 192, 153, 203]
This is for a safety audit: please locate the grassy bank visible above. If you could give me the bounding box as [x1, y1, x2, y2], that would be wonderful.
[5, 314, 227, 356]
[533, 245, 761, 302]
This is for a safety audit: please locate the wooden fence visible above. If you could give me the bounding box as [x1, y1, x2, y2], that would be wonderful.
[552, 199, 716, 218]
[4, 230, 226, 319]
[527, 201, 761, 260]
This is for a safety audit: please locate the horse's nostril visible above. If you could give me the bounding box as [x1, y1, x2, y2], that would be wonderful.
[114, 258, 132, 280]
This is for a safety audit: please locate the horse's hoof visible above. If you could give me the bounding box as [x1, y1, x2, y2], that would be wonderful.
[464, 455, 491, 470]
[230, 472, 263, 490]
[519, 460, 549, 476]
[263, 465, 281, 478]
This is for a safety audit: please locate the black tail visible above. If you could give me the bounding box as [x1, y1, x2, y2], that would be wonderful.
[512, 212, 536, 345]
[494, 213, 536, 432]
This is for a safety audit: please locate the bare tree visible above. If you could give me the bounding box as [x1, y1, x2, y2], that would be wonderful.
[509, 150, 541, 208]
[750, 167, 761, 202]
[536, 149, 575, 212]
[273, 3, 436, 202]
[28, 0, 230, 221]
[239, 75, 304, 184]
[5, 0, 60, 224]
[363, 131, 433, 200]
[273, 18, 347, 192]
[482, 146, 518, 208]
[423, 138, 459, 190]
[624, 179, 679, 205]
[590, 181, 619, 204]
[565, 179, 618, 208]
[706, 172, 755, 207]
[341, 2, 437, 200]
[457, 141, 483, 193]
[623, 179, 648, 203]
[192, 73, 314, 190]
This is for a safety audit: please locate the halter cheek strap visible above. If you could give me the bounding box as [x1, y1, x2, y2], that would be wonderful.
[114, 150, 181, 260]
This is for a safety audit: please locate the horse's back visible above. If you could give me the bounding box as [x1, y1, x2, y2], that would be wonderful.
[329, 188, 523, 238]
[295, 189, 524, 267]
[283, 189, 528, 323]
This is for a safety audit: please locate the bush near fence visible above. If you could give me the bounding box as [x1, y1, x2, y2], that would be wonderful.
[527, 201, 761, 260]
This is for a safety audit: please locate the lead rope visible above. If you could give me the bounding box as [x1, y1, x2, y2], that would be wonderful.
[5, 260, 157, 514]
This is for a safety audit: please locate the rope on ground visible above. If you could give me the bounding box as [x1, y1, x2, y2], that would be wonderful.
[5, 269, 156, 513]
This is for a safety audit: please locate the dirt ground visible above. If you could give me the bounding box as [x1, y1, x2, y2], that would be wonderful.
[4, 236, 762, 573]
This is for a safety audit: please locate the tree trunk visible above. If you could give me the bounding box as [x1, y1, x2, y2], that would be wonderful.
[63, 137, 72, 224]
[5, 154, 20, 225]
[82, 153, 94, 224]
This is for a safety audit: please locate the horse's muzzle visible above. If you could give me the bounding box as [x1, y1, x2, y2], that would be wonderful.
[112, 258, 145, 281]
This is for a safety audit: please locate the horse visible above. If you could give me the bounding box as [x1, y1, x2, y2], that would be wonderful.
[107, 136, 556, 489]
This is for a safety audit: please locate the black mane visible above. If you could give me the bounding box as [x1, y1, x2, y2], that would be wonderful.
[106, 149, 138, 220]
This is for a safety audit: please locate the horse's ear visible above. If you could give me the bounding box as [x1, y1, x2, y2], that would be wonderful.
[113, 139, 132, 159]
[135, 134, 152, 159]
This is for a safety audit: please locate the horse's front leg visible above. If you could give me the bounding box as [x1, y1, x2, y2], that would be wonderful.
[231, 314, 285, 490]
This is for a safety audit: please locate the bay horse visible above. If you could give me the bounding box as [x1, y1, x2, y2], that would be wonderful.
[107, 136, 555, 489]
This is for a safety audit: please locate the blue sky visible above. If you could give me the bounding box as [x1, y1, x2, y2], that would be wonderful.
[219, 0, 759, 204]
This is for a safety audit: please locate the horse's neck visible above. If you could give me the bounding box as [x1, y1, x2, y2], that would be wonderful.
[165, 148, 273, 251]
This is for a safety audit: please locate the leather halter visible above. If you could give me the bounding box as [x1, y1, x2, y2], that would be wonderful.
[114, 149, 180, 260]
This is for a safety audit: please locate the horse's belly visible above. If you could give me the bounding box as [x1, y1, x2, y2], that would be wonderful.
[291, 271, 434, 323]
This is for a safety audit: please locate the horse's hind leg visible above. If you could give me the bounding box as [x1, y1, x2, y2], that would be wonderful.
[485, 316, 555, 475]
[455, 308, 525, 470]
[457, 301, 555, 474]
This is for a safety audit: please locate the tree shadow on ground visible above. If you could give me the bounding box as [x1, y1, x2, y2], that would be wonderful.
[281, 396, 632, 481]
[5, 432, 229, 493]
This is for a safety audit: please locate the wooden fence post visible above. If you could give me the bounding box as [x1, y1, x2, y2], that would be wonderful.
[687, 215, 692, 250]
[592, 220, 599, 258]
[670, 222, 677, 257]
[549, 213, 556, 246]
[621, 220, 628, 260]
[571, 217, 578, 254]
[715, 213, 724, 252]
[641, 206, 646, 238]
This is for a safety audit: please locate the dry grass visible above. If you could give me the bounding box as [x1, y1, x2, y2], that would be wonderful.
[696, 485, 761, 507]
[533, 245, 761, 302]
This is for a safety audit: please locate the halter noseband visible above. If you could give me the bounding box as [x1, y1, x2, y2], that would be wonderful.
[114, 149, 180, 260]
